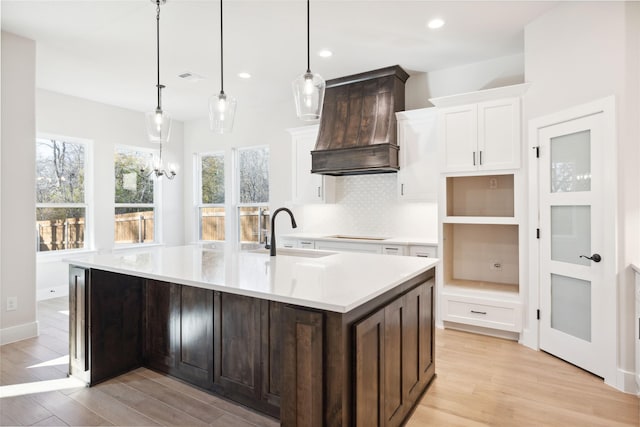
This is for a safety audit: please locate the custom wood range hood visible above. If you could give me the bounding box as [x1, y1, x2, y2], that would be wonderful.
[311, 65, 409, 176]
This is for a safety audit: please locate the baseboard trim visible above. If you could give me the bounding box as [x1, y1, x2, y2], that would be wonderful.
[443, 321, 520, 341]
[37, 285, 68, 301]
[613, 368, 639, 395]
[0, 321, 39, 345]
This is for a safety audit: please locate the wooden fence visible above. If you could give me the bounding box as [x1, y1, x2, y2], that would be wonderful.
[37, 217, 85, 251]
[114, 211, 154, 244]
[201, 207, 270, 243]
[37, 208, 269, 251]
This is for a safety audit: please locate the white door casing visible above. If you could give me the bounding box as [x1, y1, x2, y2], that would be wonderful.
[528, 97, 617, 388]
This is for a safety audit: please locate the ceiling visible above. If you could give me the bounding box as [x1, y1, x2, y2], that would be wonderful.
[1, 0, 557, 122]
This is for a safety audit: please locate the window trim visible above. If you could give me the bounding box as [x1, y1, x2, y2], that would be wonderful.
[36, 134, 93, 255]
[195, 151, 226, 242]
[114, 145, 160, 246]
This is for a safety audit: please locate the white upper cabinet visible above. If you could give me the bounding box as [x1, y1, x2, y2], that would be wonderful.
[431, 83, 529, 173]
[396, 108, 438, 202]
[288, 125, 335, 204]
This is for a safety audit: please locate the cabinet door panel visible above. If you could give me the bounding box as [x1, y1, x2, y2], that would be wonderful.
[176, 286, 213, 388]
[261, 301, 282, 408]
[397, 109, 438, 202]
[281, 306, 324, 427]
[440, 105, 477, 172]
[404, 280, 435, 402]
[384, 297, 405, 427]
[354, 309, 385, 427]
[418, 280, 435, 383]
[213, 292, 261, 399]
[478, 98, 520, 170]
[144, 280, 176, 373]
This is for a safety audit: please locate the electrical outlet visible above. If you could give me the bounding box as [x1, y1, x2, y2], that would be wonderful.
[490, 260, 503, 271]
[7, 296, 17, 311]
[489, 178, 498, 189]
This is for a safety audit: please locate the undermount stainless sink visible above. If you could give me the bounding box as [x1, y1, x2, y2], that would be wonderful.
[248, 248, 336, 258]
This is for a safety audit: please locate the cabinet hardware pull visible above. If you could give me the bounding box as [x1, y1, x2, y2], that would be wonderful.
[479, 150, 483, 165]
[473, 151, 476, 166]
[401, 183, 404, 196]
[385, 247, 398, 251]
[317, 186, 321, 197]
[416, 254, 430, 257]
[470, 310, 487, 315]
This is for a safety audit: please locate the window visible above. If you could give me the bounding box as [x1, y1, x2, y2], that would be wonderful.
[36, 137, 89, 252]
[198, 152, 225, 241]
[237, 146, 270, 244]
[114, 146, 156, 244]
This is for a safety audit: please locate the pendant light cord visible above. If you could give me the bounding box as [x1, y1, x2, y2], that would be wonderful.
[156, 1, 162, 110]
[220, 0, 224, 94]
[306, 0, 310, 73]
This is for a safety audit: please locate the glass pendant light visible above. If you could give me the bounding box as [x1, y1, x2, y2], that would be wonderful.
[145, 0, 172, 143]
[292, 0, 325, 121]
[209, 0, 237, 134]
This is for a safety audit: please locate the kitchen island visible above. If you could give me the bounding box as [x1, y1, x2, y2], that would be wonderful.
[67, 245, 437, 426]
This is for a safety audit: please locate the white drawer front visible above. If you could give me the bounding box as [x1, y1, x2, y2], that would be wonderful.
[443, 296, 522, 332]
[381, 245, 406, 256]
[409, 245, 437, 258]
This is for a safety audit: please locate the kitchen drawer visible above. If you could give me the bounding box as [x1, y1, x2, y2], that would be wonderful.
[409, 245, 437, 258]
[442, 294, 522, 332]
[381, 245, 406, 256]
[298, 240, 316, 249]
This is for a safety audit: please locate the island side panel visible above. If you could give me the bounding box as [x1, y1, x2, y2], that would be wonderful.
[89, 269, 143, 385]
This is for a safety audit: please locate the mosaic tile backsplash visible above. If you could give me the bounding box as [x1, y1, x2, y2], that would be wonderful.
[302, 174, 438, 239]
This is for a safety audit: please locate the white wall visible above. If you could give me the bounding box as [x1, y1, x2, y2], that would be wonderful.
[35, 89, 185, 298]
[524, 1, 640, 392]
[406, 53, 525, 110]
[1, 32, 38, 344]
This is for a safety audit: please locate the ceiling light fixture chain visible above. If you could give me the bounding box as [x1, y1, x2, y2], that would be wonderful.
[292, 0, 325, 121]
[144, 0, 176, 179]
[209, 0, 237, 133]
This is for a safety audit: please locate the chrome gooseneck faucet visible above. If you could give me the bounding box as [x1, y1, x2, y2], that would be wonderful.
[269, 207, 297, 256]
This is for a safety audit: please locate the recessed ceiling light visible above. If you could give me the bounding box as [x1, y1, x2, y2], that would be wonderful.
[427, 18, 445, 30]
[318, 49, 333, 58]
[238, 72, 251, 79]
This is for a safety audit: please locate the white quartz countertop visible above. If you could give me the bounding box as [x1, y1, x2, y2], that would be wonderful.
[281, 233, 438, 246]
[65, 245, 438, 313]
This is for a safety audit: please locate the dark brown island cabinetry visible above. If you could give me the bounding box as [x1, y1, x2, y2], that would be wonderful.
[69, 265, 435, 426]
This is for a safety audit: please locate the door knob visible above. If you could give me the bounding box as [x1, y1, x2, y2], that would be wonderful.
[579, 253, 602, 263]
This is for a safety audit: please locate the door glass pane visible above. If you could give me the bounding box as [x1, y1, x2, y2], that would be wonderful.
[551, 273, 591, 342]
[551, 206, 590, 266]
[550, 130, 591, 193]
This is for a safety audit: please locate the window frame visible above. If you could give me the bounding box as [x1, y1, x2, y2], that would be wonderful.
[114, 145, 161, 246]
[196, 151, 226, 242]
[35, 134, 93, 256]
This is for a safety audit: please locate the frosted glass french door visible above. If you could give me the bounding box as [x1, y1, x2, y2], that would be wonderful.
[538, 112, 607, 378]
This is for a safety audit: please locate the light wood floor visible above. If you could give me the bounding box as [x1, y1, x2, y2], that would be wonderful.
[1, 297, 638, 426]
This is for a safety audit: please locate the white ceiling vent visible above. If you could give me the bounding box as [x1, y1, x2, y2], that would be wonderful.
[178, 71, 205, 82]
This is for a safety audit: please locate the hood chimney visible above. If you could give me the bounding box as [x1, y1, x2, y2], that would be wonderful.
[311, 65, 409, 176]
